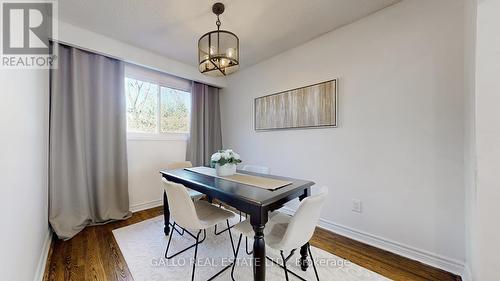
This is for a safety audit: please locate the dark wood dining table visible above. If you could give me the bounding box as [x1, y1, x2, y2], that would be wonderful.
[160, 168, 315, 281]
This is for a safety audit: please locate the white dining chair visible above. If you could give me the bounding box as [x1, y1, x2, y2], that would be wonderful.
[241, 164, 270, 174]
[166, 161, 204, 200]
[165, 161, 205, 236]
[162, 178, 236, 281]
[229, 187, 328, 281]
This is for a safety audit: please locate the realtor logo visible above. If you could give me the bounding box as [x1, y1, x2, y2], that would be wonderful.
[1, 0, 58, 68]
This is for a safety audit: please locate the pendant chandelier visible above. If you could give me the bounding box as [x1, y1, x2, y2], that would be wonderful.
[198, 2, 239, 76]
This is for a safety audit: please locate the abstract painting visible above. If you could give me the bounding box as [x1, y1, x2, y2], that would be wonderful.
[255, 79, 337, 130]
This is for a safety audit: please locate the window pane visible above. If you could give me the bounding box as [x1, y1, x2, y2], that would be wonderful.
[160, 87, 191, 133]
[125, 77, 159, 133]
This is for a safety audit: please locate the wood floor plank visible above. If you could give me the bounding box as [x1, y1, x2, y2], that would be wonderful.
[84, 227, 107, 281]
[97, 224, 131, 281]
[46, 236, 65, 281]
[43, 206, 461, 281]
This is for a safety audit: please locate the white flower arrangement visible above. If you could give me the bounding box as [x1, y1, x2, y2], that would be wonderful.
[210, 149, 242, 167]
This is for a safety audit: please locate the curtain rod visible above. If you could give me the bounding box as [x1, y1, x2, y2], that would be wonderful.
[50, 39, 123, 61]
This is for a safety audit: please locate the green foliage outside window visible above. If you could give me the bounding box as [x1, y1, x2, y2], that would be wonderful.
[161, 87, 191, 133]
[125, 77, 191, 134]
[125, 78, 158, 133]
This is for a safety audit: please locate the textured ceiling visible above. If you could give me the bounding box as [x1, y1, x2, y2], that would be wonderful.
[59, 0, 400, 68]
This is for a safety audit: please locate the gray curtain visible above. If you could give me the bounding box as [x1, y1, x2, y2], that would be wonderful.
[49, 43, 130, 240]
[186, 82, 222, 166]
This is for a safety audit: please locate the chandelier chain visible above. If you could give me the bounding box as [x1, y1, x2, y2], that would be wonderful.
[216, 15, 221, 30]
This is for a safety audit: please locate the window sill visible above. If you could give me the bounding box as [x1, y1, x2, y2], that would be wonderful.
[127, 133, 188, 141]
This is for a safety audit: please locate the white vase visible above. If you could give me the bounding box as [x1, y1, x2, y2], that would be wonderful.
[215, 163, 236, 176]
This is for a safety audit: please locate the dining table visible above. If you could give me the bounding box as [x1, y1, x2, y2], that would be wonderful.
[160, 167, 315, 281]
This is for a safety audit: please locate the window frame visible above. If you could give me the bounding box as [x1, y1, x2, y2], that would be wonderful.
[125, 66, 192, 141]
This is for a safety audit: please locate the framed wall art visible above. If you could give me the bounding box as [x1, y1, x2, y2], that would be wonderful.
[254, 79, 338, 131]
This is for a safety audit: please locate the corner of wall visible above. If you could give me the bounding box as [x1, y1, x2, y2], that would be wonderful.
[462, 264, 473, 281]
[33, 228, 52, 281]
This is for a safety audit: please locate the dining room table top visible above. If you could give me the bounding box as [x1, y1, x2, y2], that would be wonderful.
[160, 168, 315, 207]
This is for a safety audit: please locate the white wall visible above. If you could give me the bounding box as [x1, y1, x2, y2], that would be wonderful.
[470, 0, 500, 280]
[0, 69, 50, 281]
[127, 139, 187, 211]
[464, 0, 477, 279]
[220, 0, 466, 274]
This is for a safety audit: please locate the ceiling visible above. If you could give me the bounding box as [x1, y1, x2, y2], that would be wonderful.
[59, 0, 400, 68]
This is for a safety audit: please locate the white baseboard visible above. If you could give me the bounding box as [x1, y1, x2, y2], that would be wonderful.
[34, 228, 52, 281]
[281, 207, 466, 279]
[130, 198, 163, 213]
[462, 264, 472, 281]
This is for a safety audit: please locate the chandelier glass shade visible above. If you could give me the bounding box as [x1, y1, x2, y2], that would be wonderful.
[198, 3, 239, 76]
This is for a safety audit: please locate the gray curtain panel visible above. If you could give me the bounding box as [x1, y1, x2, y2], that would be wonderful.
[186, 82, 222, 166]
[49, 43, 131, 240]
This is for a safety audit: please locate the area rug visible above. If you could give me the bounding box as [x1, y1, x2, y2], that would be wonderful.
[113, 215, 390, 281]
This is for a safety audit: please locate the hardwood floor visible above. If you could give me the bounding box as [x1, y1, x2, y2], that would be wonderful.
[43, 206, 461, 281]
[310, 230, 461, 281]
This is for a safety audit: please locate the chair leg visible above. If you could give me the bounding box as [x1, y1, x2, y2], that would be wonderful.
[231, 234, 243, 281]
[215, 205, 245, 236]
[280, 250, 290, 281]
[165, 226, 206, 259]
[165, 225, 175, 258]
[214, 214, 240, 236]
[206, 224, 241, 281]
[191, 230, 201, 281]
[245, 237, 253, 255]
[170, 222, 185, 236]
[214, 203, 222, 235]
[242, 213, 253, 255]
[214, 220, 236, 235]
[308, 243, 320, 281]
[266, 255, 307, 281]
[227, 220, 236, 255]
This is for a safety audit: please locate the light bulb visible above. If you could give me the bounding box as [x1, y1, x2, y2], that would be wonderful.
[226, 48, 235, 58]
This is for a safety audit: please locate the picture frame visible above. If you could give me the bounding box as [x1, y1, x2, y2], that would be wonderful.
[254, 79, 338, 131]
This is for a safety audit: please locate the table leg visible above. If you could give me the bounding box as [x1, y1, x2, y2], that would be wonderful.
[252, 224, 266, 281]
[163, 190, 170, 236]
[299, 244, 309, 271]
[299, 188, 311, 271]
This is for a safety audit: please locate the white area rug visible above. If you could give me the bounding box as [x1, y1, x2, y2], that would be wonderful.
[113, 215, 391, 281]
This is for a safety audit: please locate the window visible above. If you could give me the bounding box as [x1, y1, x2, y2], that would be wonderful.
[125, 78, 159, 133]
[160, 87, 191, 133]
[124, 65, 191, 139]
